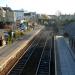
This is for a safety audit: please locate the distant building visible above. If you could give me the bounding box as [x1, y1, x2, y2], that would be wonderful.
[24, 12, 37, 23]
[14, 10, 24, 25]
[24, 12, 38, 28]
[38, 14, 54, 25]
[14, 10, 24, 20]
[58, 15, 75, 21]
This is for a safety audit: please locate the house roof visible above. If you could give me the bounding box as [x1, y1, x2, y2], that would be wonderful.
[2, 7, 13, 11]
[14, 10, 24, 12]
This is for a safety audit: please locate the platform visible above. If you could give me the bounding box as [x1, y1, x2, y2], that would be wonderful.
[55, 36, 75, 75]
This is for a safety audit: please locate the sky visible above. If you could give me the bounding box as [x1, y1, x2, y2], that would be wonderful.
[0, 0, 75, 15]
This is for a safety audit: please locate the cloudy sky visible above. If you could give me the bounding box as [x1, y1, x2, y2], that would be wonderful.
[0, 0, 75, 15]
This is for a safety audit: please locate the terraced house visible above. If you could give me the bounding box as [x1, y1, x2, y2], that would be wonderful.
[0, 6, 16, 29]
[0, 7, 6, 24]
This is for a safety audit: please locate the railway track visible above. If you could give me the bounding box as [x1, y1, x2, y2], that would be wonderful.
[8, 28, 53, 75]
[35, 38, 51, 75]
[7, 31, 43, 75]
